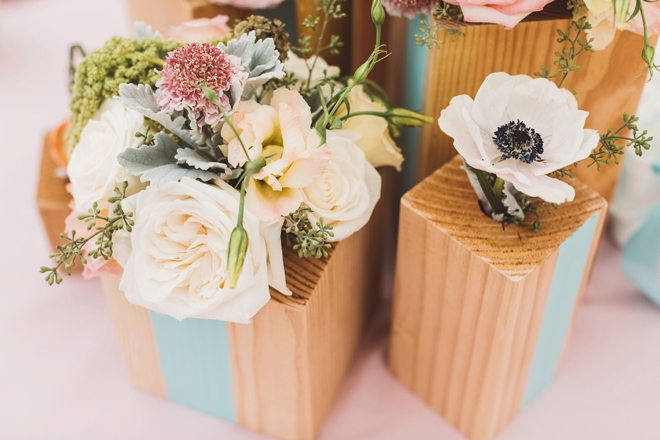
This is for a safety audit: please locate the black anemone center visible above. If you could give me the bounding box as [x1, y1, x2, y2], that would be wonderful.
[492, 120, 544, 164]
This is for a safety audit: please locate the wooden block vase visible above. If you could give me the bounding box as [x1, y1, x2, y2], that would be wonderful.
[414, 7, 654, 202]
[389, 156, 607, 440]
[36, 124, 83, 274]
[102, 173, 389, 440]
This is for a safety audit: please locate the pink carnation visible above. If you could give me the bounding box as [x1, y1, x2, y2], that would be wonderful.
[444, 0, 552, 28]
[156, 43, 247, 126]
[208, 0, 287, 8]
[382, 0, 435, 18]
[163, 15, 231, 43]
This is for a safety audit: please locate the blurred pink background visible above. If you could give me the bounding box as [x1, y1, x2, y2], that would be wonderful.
[1, 0, 660, 438]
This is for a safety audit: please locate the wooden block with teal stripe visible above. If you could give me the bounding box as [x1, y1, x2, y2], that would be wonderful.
[388, 155, 607, 440]
[101, 194, 383, 440]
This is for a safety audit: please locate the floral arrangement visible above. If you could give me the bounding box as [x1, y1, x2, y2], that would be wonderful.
[382, 0, 655, 230]
[41, 0, 431, 323]
[438, 68, 651, 231]
[385, 0, 660, 77]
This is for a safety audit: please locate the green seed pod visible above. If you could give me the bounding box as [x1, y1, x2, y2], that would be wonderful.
[642, 44, 655, 66]
[227, 226, 249, 289]
[388, 108, 434, 127]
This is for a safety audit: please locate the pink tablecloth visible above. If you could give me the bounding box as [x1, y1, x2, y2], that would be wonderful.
[1, 0, 660, 438]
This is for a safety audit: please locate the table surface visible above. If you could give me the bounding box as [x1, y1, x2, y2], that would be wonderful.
[2, 0, 660, 439]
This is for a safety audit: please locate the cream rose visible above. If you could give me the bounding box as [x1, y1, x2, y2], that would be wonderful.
[113, 177, 290, 323]
[335, 85, 404, 170]
[302, 132, 381, 241]
[67, 99, 146, 213]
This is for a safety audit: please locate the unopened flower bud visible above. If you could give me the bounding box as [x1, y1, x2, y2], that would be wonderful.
[353, 61, 371, 84]
[372, 0, 386, 26]
[244, 156, 266, 176]
[642, 45, 655, 66]
[227, 226, 249, 289]
[388, 108, 434, 127]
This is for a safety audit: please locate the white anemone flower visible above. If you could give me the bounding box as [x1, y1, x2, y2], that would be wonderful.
[439, 72, 599, 204]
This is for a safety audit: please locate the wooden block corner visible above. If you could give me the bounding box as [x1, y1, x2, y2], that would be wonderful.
[403, 155, 607, 281]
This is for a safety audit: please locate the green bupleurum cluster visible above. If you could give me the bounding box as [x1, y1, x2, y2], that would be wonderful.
[66, 36, 182, 156]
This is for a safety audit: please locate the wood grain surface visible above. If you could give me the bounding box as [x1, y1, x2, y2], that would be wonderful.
[227, 168, 388, 440]
[101, 276, 167, 398]
[415, 18, 653, 202]
[389, 155, 608, 440]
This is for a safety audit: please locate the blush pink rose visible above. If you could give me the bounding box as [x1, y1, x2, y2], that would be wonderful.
[163, 15, 231, 43]
[587, 1, 660, 50]
[208, 0, 287, 9]
[444, 0, 553, 28]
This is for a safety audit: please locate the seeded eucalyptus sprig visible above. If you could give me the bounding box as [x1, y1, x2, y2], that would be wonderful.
[293, 0, 347, 94]
[40, 182, 134, 285]
[416, 2, 465, 49]
[284, 207, 334, 258]
[534, 18, 594, 88]
[588, 112, 653, 170]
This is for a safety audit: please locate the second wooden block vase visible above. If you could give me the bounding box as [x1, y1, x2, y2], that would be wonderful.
[389, 156, 607, 440]
[414, 13, 653, 202]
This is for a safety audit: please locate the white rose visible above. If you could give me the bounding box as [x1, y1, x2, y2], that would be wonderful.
[302, 132, 381, 241]
[114, 177, 290, 324]
[335, 85, 404, 170]
[67, 99, 146, 213]
[284, 51, 340, 90]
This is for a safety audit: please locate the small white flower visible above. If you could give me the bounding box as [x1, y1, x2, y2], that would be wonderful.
[67, 99, 147, 213]
[284, 51, 340, 91]
[439, 72, 599, 204]
[302, 132, 381, 241]
[113, 177, 290, 324]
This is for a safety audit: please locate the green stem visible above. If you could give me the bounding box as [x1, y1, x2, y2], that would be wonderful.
[492, 177, 504, 200]
[473, 169, 506, 215]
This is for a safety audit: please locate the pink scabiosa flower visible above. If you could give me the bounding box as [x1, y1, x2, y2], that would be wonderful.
[382, 0, 435, 18]
[156, 43, 247, 126]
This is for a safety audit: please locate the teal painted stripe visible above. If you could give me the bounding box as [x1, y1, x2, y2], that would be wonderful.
[150, 313, 235, 421]
[522, 214, 600, 408]
[400, 15, 429, 194]
[622, 204, 660, 306]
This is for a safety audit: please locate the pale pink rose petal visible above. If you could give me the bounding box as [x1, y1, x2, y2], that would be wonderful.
[209, 0, 286, 8]
[491, 0, 550, 15]
[163, 15, 231, 43]
[459, 3, 531, 28]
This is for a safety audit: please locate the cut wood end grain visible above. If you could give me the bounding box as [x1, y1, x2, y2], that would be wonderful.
[403, 155, 608, 280]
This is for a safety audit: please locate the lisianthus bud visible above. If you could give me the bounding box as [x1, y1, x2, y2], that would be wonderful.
[244, 157, 267, 175]
[388, 108, 434, 126]
[643, 44, 655, 66]
[372, 0, 386, 26]
[227, 225, 249, 289]
[353, 61, 371, 84]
